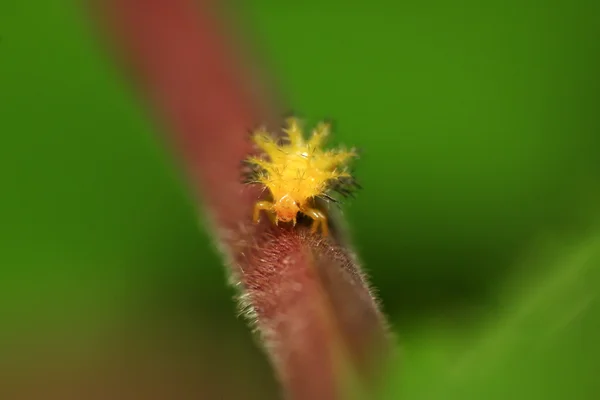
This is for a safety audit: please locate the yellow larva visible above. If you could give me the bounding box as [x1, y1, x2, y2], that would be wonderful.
[243, 117, 359, 236]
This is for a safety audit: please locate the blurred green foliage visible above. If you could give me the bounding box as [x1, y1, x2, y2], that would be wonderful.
[1, 0, 599, 399]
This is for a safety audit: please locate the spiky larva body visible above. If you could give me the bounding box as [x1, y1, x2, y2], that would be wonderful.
[243, 117, 359, 236]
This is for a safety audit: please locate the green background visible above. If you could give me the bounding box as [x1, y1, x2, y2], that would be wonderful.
[1, 1, 599, 398]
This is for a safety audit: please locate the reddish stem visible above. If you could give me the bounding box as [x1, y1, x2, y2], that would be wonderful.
[92, 1, 393, 398]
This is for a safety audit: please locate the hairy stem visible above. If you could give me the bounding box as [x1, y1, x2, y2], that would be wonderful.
[92, 0, 393, 398]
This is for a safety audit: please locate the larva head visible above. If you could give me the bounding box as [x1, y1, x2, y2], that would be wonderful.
[273, 194, 299, 223]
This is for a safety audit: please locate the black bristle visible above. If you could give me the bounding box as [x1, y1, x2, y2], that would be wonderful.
[324, 174, 362, 202]
[240, 158, 267, 185]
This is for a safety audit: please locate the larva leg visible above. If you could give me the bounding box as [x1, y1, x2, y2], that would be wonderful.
[253, 201, 275, 224]
[302, 207, 329, 236]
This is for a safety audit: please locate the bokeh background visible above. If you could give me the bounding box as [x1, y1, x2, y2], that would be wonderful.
[1, 1, 599, 399]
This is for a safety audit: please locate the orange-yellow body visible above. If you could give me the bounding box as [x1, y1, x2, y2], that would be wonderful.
[245, 118, 358, 236]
